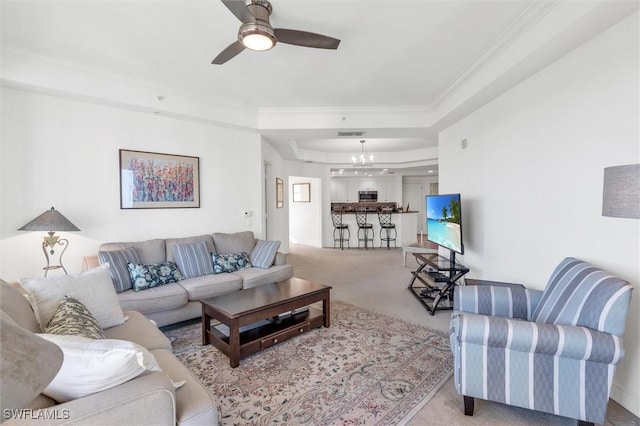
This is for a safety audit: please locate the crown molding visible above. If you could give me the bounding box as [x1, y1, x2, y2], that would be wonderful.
[428, 2, 559, 111]
[426, 1, 639, 131]
[1, 49, 259, 131]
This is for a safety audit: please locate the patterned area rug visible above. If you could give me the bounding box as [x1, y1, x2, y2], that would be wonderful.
[164, 300, 453, 425]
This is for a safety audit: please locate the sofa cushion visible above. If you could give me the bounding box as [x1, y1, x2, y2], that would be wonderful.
[250, 240, 281, 268]
[151, 349, 218, 426]
[232, 264, 294, 289]
[99, 239, 166, 264]
[173, 241, 215, 279]
[212, 231, 256, 254]
[103, 310, 172, 351]
[44, 296, 105, 339]
[98, 247, 140, 293]
[177, 274, 243, 300]
[37, 334, 162, 402]
[21, 265, 127, 330]
[212, 252, 252, 274]
[128, 262, 182, 292]
[165, 234, 214, 263]
[117, 282, 189, 315]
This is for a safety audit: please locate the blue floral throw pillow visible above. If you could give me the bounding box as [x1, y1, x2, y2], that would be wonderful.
[127, 262, 182, 292]
[211, 252, 252, 274]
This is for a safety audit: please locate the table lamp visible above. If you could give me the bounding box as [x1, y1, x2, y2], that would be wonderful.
[18, 207, 80, 276]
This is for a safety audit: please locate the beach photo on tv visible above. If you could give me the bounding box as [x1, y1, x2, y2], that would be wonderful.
[426, 194, 462, 253]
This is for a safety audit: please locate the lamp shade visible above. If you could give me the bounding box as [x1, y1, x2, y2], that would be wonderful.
[18, 207, 80, 232]
[602, 164, 640, 219]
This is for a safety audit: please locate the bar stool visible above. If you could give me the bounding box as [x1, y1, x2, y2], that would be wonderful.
[378, 210, 397, 249]
[355, 208, 374, 250]
[330, 211, 350, 250]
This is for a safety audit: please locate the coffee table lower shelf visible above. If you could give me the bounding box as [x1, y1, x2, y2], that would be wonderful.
[204, 307, 324, 363]
[200, 277, 331, 368]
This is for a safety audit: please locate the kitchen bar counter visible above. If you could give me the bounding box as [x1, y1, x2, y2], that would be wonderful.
[337, 211, 417, 214]
[331, 211, 418, 248]
[331, 202, 397, 213]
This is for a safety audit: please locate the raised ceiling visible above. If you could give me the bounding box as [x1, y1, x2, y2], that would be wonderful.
[2, 1, 637, 175]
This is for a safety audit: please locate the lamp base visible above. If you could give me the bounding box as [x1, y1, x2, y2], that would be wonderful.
[42, 238, 69, 277]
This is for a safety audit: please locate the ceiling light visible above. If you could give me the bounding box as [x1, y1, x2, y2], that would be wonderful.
[351, 140, 373, 167]
[239, 22, 276, 51]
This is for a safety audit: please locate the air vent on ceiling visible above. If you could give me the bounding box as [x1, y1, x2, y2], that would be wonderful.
[337, 131, 366, 137]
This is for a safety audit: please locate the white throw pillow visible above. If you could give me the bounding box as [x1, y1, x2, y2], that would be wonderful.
[21, 264, 127, 330]
[36, 334, 161, 402]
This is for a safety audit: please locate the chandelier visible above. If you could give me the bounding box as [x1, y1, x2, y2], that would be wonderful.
[352, 140, 373, 167]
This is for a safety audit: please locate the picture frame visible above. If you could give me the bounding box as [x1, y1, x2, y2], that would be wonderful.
[292, 183, 310, 203]
[119, 149, 200, 209]
[276, 178, 284, 208]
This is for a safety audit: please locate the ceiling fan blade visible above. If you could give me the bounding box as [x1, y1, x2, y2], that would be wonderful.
[274, 28, 340, 49]
[212, 40, 246, 65]
[221, 0, 256, 23]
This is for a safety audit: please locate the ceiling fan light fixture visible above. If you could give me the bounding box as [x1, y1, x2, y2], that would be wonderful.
[239, 22, 276, 51]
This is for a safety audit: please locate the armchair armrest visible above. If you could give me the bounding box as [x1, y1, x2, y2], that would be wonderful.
[454, 284, 543, 320]
[4, 372, 176, 425]
[453, 313, 625, 364]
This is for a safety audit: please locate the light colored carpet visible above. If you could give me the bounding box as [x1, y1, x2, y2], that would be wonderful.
[165, 300, 452, 425]
[286, 244, 634, 426]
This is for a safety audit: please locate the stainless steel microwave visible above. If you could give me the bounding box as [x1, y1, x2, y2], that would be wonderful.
[358, 191, 378, 202]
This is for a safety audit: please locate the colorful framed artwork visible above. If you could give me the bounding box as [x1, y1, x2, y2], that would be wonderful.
[292, 183, 310, 203]
[276, 177, 284, 208]
[119, 149, 200, 209]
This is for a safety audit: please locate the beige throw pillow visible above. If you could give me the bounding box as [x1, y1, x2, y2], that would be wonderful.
[20, 264, 127, 330]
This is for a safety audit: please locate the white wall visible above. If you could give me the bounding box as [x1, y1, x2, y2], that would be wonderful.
[0, 87, 264, 280]
[288, 176, 322, 247]
[261, 138, 290, 253]
[439, 13, 639, 415]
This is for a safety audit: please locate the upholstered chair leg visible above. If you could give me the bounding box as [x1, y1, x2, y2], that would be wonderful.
[463, 396, 474, 416]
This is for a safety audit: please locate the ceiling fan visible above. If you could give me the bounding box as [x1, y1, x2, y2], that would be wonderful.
[212, 0, 341, 65]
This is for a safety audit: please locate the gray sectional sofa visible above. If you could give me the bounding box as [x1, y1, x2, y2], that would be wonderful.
[82, 231, 293, 327]
[1, 280, 217, 426]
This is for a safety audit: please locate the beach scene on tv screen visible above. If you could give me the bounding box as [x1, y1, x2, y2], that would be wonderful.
[426, 194, 462, 253]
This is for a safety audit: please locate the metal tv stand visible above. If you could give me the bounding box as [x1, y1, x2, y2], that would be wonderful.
[408, 252, 469, 315]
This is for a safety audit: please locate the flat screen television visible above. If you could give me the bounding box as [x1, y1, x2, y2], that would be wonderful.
[425, 193, 464, 264]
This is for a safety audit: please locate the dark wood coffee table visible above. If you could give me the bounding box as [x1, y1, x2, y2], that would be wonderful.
[201, 277, 331, 368]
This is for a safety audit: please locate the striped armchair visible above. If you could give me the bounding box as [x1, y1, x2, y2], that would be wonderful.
[450, 257, 633, 425]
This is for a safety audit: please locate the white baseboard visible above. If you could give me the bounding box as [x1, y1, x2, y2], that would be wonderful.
[611, 383, 639, 418]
